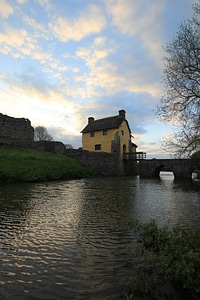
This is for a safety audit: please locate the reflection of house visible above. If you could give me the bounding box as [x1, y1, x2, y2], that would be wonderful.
[81, 110, 137, 158]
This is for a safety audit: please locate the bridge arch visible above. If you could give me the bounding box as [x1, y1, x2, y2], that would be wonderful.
[186, 163, 200, 179]
[152, 163, 174, 178]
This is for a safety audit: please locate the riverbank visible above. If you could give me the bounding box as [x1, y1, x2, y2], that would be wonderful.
[122, 219, 200, 300]
[0, 146, 97, 183]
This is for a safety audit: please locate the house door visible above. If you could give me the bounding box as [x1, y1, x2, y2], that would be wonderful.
[123, 144, 126, 159]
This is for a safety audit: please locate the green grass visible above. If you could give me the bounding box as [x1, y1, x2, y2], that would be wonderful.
[0, 146, 97, 183]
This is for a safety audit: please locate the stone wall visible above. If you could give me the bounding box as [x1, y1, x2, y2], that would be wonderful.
[0, 113, 34, 147]
[66, 149, 125, 176]
[31, 141, 67, 155]
[31, 144, 139, 176]
[123, 159, 139, 176]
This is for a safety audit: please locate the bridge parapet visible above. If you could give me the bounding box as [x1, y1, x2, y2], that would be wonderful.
[139, 159, 200, 179]
[123, 152, 146, 161]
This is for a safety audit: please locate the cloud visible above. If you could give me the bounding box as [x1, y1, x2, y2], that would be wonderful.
[36, 0, 53, 11]
[17, 0, 27, 3]
[49, 4, 106, 42]
[50, 61, 68, 72]
[0, 25, 26, 48]
[0, 24, 52, 63]
[0, 0, 14, 18]
[104, 0, 166, 64]
[75, 35, 162, 100]
[0, 70, 86, 134]
[47, 127, 82, 147]
[72, 67, 80, 73]
[23, 15, 48, 36]
[31, 50, 51, 63]
[42, 67, 53, 74]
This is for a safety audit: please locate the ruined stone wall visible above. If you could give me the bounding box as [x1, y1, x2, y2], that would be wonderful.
[0, 113, 34, 147]
[31, 141, 67, 155]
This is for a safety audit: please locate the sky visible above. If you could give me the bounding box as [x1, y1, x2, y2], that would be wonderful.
[0, 0, 196, 158]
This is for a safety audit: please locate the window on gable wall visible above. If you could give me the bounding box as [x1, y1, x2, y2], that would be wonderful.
[95, 144, 101, 150]
[90, 131, 95, 137]
[121, 130, 124, 135]
[103, 129, 108, 135]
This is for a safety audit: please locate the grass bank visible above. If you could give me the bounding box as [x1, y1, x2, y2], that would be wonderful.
[0, 146, 97, 183]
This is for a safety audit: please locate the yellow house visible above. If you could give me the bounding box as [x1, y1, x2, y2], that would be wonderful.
[81, 110, 137, 158]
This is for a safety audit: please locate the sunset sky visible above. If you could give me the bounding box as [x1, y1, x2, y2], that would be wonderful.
[0, 0, 195, 158]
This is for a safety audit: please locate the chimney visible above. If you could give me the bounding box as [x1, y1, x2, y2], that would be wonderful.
[88, 117, 94, 124]
[119, 110, 126, 119]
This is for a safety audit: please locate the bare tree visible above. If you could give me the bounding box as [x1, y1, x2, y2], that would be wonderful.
[34, 126, 54, 141]
[157, 2, 200, 157]
[191, 150, 200, 158]
[161, 118, 200, 158]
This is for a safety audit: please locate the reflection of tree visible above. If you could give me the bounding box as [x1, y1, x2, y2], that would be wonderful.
[173, 178, 200, 192]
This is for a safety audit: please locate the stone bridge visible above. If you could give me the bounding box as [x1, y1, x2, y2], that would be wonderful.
[139, 159, 200, 179]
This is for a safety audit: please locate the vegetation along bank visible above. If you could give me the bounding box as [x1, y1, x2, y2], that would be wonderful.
[121, 219, 200, 300]
[0, 146, 97, 184]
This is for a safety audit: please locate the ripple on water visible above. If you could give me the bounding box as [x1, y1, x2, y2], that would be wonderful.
[0, 177, 199, 299]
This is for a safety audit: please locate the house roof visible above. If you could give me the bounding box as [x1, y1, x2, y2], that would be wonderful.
[81, 114, 131, 133]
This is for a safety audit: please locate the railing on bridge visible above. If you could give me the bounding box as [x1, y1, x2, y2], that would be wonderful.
[123, 152, 146, 161]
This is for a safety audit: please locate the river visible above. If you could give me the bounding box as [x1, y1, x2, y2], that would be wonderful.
[0, 173, 200, 299]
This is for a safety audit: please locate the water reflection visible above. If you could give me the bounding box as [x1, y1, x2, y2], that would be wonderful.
[73, 177, 136, 298]
[0, 175, 200, 299]
[137, 173, 200, 228]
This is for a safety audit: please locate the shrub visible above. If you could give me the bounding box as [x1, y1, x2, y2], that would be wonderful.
[122, 219, 200, 299]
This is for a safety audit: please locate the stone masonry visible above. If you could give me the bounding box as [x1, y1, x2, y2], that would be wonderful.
[139, 159, 200, 179]
[0, 113, 34, 147]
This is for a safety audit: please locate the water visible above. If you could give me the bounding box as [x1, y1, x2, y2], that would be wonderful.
[0, 173, 200, 299]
